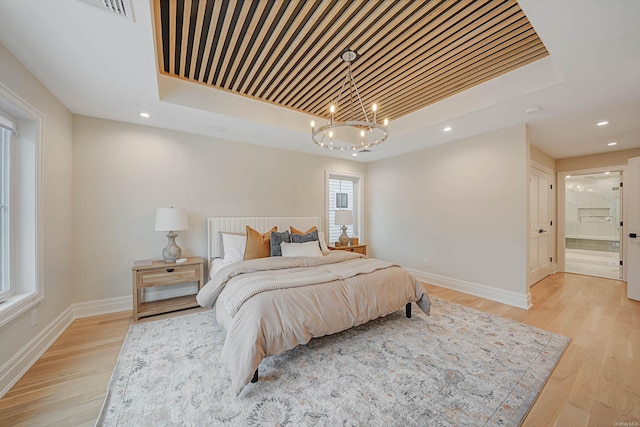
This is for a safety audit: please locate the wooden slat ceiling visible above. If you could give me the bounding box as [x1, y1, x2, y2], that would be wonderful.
[153, 0, 548, 123]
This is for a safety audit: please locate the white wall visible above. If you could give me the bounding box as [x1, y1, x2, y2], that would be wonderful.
[72, 116, 366, 302]
[0, 45, 73, 370]
[366, 125, 529, 307]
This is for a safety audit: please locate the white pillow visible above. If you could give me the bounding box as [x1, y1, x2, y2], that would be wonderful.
[221, 232, 246, 263]
[281, 240, 323, 257]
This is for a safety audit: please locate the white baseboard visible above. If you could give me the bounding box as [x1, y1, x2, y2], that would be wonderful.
[73, 295, 132, 319]
[406, 268, 530, 310]
[0, 295, 132, 398]
[0, 305, 74, 398]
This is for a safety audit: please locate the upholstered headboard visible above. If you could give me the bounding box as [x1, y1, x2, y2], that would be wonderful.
[207, 216, 322, 261]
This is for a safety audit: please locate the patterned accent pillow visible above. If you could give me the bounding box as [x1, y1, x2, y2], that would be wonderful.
[270, 230, 291, 257]
[290, 229, 319, 245]
[244, 226, 276, 260]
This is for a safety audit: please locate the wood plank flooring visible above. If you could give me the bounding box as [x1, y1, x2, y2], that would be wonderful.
[0, 273, 638, 426]
[0, 312, 132, 427]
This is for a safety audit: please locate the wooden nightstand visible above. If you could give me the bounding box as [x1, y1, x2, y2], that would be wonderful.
[328, 244, 367, 256]
[131, 257, 205, 322]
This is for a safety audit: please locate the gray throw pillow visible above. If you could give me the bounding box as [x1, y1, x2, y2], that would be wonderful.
[270, 230, 291, 257]
[290, 230, 319, 248]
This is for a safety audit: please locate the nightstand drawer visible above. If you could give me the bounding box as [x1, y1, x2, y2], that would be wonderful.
[346, 246, 366, 255]
[138, 265, 199, 287]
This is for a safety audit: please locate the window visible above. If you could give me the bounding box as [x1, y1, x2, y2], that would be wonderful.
[0, 85, 43, 326]
[326, 172, 363, 245]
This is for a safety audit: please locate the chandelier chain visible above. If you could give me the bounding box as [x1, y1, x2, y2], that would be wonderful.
[348, 66, 370, 124]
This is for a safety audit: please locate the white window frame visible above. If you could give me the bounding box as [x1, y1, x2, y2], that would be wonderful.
[0, 125, 11, 302]
[0, 82, 44, 327]
[325, 170, 364, 245]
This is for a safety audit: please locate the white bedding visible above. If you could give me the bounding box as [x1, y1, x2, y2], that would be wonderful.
[197, 251, 431, 395]
[208, 257, 237, 280]
[219, 256, 399, 317]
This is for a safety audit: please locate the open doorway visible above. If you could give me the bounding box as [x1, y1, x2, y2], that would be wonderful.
[564, 172, 622, 279]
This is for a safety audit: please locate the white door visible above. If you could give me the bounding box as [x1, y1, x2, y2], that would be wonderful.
[529, 168, 552, 285]
[625, 157, 640, 300]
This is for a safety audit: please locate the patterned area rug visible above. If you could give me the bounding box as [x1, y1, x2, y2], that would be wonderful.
[97, 296, 569, 426]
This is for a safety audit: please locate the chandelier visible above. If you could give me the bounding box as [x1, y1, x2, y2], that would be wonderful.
[310, 49, 388, 152]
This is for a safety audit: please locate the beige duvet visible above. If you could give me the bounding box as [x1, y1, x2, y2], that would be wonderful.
[196, 251, 431, 395]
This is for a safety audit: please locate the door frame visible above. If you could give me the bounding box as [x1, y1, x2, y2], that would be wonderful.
[557, 165, 626, 280]
[529, 161, 555, 288]
[625, 157, 640, 300]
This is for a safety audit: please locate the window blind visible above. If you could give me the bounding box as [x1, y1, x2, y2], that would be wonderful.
[328, 178, 356, 244]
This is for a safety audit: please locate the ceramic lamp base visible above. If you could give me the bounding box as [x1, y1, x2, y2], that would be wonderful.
[162, 231, 182, 262]
[338, 225, 350, 247]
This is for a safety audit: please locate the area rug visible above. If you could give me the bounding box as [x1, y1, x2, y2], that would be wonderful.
[97, 296, 569, 426]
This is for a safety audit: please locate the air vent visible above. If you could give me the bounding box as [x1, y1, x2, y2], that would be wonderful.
[79, 0, 134, 21]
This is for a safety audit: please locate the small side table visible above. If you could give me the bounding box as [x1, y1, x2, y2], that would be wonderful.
[328, 244, 367, 256]
[131, 257, 205, 322]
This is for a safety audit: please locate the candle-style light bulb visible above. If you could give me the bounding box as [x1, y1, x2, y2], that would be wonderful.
[310, 120, 315, 128]
[360, 130, 365, 137]
[329, 105, 336, 114]
[384, 118, 389, 126]
[329, 130, 333, 138]
[371, 103, 377, 112]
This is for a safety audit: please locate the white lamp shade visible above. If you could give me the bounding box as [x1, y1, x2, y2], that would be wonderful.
[155, 207, 188, 231]
[334, 210, 353, 226]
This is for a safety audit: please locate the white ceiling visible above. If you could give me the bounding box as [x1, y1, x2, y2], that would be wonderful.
[0, 0, 638, 163]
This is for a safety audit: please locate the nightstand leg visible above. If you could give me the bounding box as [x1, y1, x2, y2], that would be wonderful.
[251, 368, 258, 383]
[132, 271, 139, 321]
[406, 303, 411, 318]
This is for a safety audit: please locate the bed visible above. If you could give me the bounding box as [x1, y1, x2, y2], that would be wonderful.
[196, 216, 431, 395]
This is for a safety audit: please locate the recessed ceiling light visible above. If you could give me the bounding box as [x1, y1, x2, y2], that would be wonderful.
[566, 175, 571, 178]
[140, 112, 150, 118]
[608, 142, 617, 146]
[443, 126, 452, 132]
[351, 153, 358, 157]
[604, 171, 610, 175]
[597, 121, 609, 126]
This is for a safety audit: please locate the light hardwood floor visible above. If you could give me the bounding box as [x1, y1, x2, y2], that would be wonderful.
[0, 273, 638, 426]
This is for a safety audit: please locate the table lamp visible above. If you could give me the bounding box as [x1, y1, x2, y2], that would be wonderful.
[155, 207, 188, 262]
[334, 210, 353, 247]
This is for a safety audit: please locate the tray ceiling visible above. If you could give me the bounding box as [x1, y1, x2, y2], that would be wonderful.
[153, 0, 548, 123]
